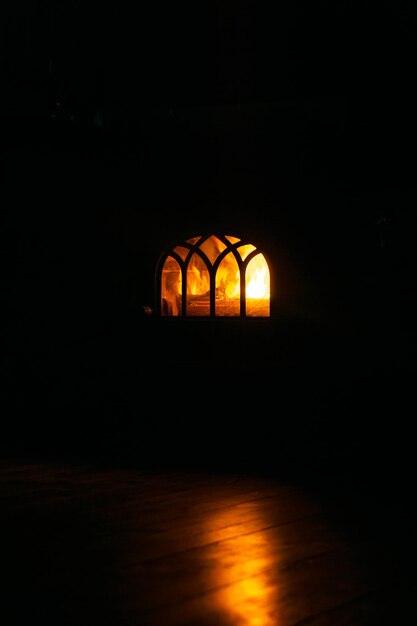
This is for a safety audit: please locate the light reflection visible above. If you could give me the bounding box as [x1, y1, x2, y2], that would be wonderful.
[205, 505, 279, 626]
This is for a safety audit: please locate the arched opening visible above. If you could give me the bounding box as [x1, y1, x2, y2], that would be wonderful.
[157, 234, 270, 317]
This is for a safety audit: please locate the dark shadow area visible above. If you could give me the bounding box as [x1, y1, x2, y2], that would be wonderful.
[1, 1, 416, 497]
[1, 110, 416, 489]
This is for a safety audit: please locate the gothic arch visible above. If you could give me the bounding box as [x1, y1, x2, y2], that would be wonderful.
[156, 234, 270, 317]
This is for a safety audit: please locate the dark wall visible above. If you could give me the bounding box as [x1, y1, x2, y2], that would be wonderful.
[2, 1, 416, 475]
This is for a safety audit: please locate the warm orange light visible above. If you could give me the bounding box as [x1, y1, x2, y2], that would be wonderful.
[186, 255, 210, 296]
[160, 235, 270, 317]
[204, 504, 279, 625]
[246, 254, 270, 299]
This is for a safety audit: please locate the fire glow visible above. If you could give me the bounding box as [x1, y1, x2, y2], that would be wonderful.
[159, 235, 270, 317]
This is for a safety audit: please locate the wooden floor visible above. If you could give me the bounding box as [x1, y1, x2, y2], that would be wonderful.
[1, 458, 415, 626]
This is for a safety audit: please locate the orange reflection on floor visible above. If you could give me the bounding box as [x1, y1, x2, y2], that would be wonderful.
[205, 506, 280, 626]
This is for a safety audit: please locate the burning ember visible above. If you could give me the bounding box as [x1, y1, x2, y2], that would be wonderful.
[158, 234, 270, 317]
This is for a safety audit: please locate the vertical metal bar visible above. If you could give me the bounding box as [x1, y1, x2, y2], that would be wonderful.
[240, 264, 246, 318]
[210, 266, 216, 317]
[182, 265, 187, 316]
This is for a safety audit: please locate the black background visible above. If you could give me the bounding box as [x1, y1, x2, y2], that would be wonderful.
[2, 1, 416, 475]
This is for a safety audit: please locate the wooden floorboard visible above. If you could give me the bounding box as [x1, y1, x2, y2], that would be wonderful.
[0, 459, 415, 626]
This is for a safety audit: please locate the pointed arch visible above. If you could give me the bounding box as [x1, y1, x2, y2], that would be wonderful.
[157, 234, 270, 318]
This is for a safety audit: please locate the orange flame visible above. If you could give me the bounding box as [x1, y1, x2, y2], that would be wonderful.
[186, 260, 210, 295]
[161, 237, 270, 316]
[246, 255, 270, 299]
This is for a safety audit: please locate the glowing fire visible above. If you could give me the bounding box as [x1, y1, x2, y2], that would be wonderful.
[186, 260, 209, 296]
[242, 249, 270, 300]
[161, 235, 270, 317]
[185, 246, 269, 300]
